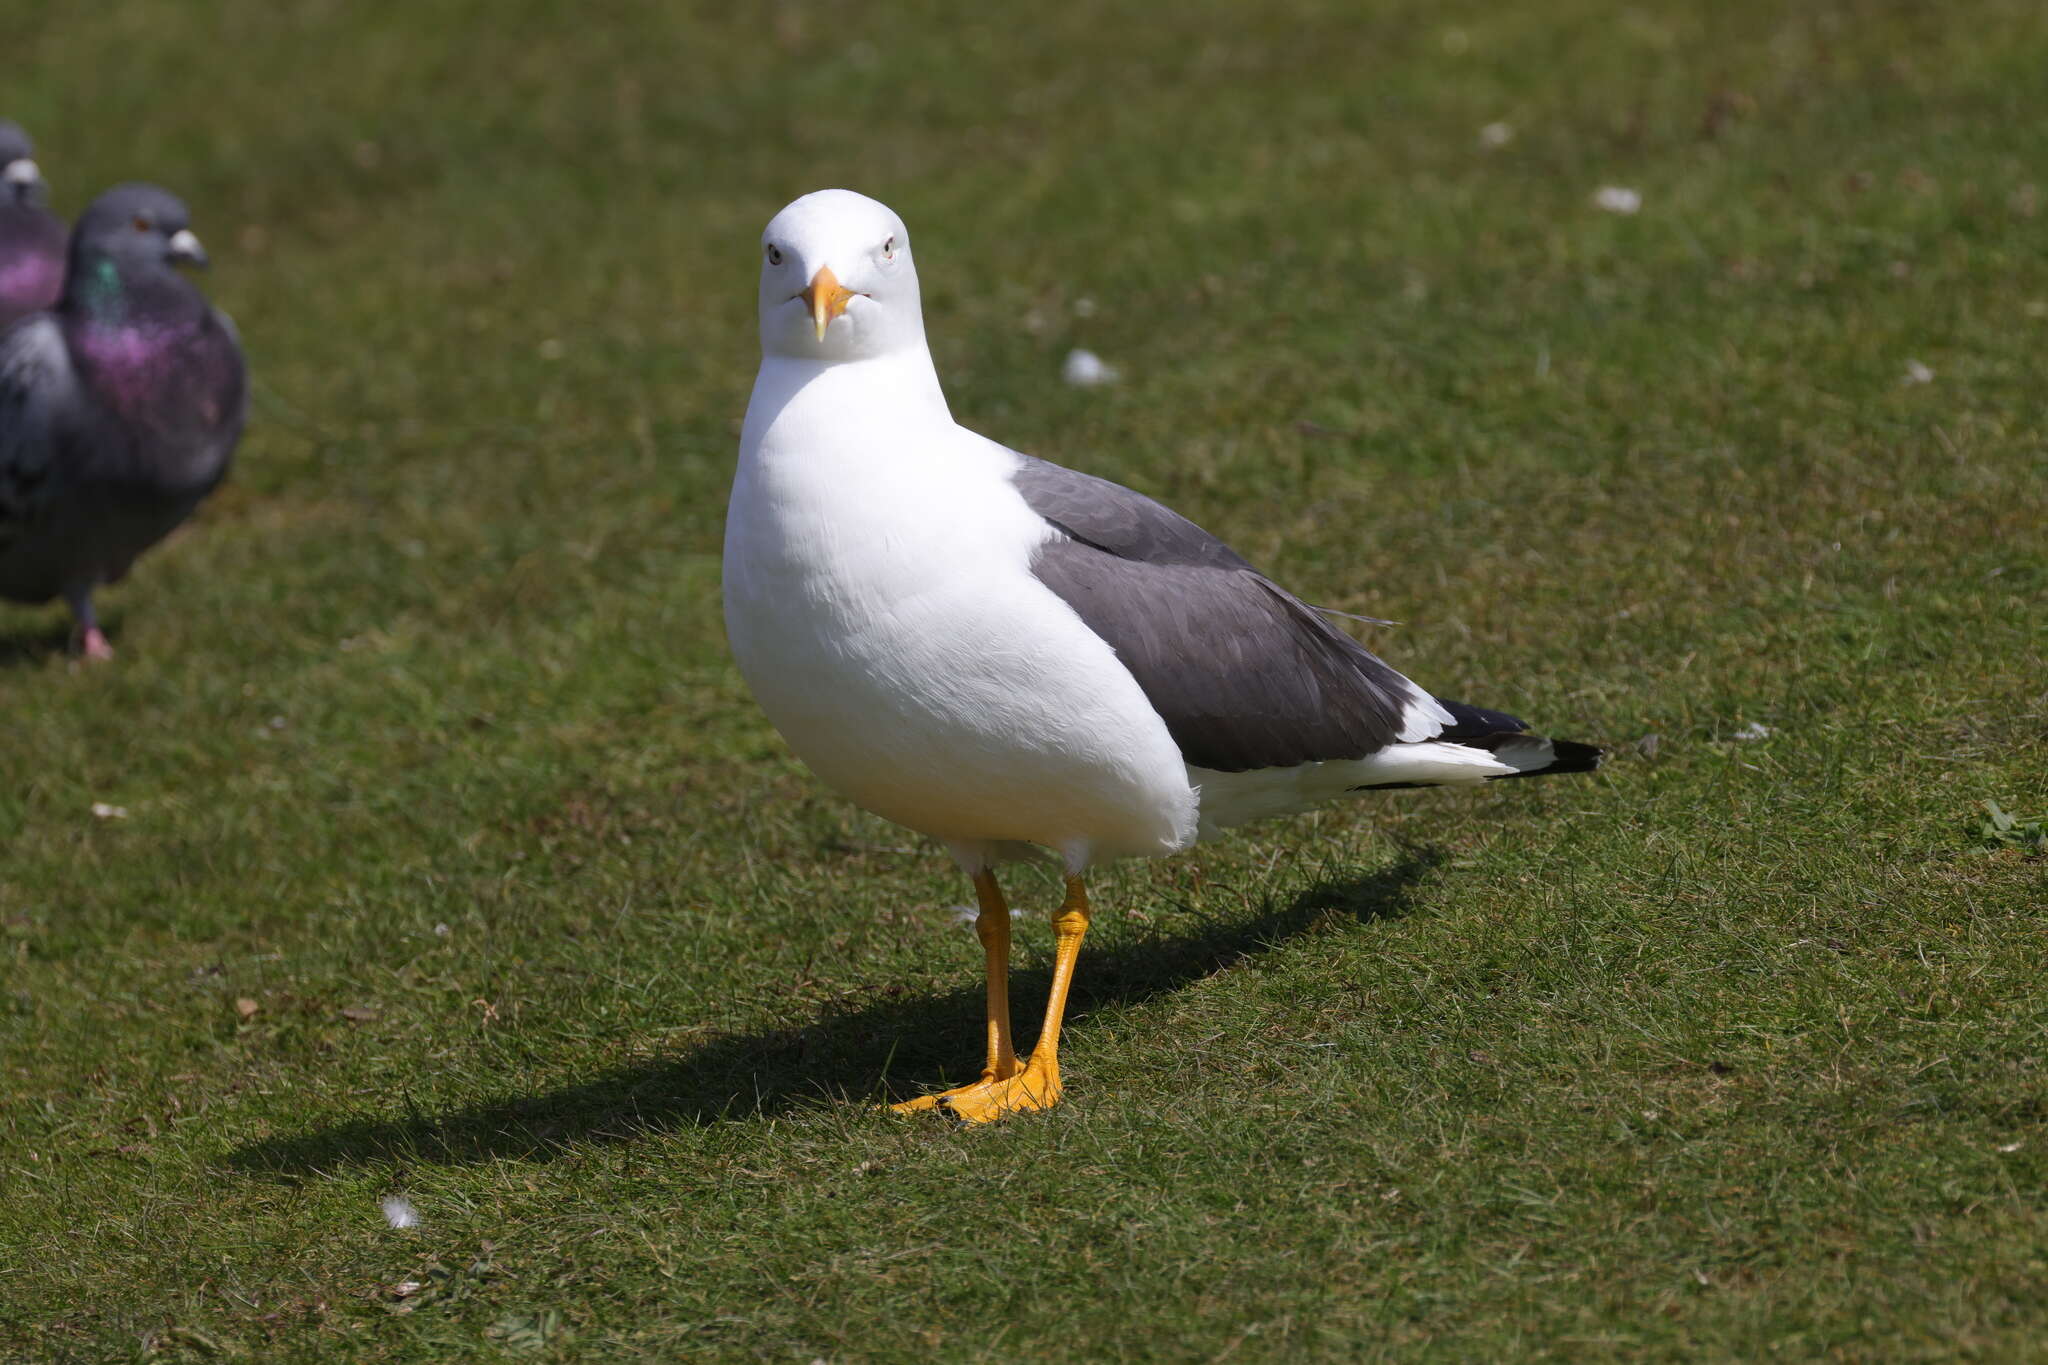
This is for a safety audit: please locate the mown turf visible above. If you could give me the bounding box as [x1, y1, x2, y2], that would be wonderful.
[4, 1, 2046, 1360]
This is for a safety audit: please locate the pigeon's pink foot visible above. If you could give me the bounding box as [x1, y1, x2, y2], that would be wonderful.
[77, 626, 114, 661]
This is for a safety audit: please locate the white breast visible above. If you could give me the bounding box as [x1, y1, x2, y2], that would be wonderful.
[723, 356, 1197, 869]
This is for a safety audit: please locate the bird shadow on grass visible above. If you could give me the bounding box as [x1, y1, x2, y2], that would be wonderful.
[226, 848, 1443, 1177]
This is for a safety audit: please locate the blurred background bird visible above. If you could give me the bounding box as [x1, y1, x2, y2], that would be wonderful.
[0, 183, 244, 659]
[0, 120, 66, 331]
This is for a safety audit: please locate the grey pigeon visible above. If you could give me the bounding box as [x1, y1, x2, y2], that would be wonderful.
[0, 121, 65, 330]
[0, 184, 245, 659]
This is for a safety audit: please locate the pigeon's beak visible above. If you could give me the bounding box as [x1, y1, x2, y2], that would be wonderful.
[167, 228, 210, 271]
[2, 159, 41, 190]
[802, 265, 856, 342]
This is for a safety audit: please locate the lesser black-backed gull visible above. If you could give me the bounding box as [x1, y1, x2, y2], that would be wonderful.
[723, 189, 1599, 1122]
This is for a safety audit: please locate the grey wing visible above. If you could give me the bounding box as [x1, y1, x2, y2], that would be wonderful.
[1010, 453, 1255, 572]
[1011, 453, 1446, 773]
[0, 317, 82, 561]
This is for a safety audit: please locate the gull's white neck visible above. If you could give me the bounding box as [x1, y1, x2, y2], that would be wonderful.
[741, 347, 952, 463]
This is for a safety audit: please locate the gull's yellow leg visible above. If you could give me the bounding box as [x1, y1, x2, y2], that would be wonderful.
[938, 875, 1090, 1124]
[891, 870, 1019, 1113]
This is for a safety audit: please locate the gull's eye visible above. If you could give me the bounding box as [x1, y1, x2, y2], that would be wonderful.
[132, 215, 152, 233]
[881, 235, 897, 261]
[765, 244, 783, 266]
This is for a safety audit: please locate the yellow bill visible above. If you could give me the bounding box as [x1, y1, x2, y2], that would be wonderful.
[803, 265, 855, 341]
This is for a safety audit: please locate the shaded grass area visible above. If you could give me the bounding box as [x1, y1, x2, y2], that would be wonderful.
[228, 855, 1442, 1172]
[4, 0, 2046, 1359]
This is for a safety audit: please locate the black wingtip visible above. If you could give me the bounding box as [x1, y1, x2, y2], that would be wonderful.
[1475, 735, 1603, 781]
[1430, 699, 1602, 781]
[1434, 698, 1531, 741]
[1530, 738, 1603, 775]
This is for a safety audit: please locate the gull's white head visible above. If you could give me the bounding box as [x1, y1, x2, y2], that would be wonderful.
[758, 189, 924, 363]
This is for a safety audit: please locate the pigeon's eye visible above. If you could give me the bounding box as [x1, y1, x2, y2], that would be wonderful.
[765, 244, 783, 266]
[881, 236, 897, 261]
[131, 215, 152, 233]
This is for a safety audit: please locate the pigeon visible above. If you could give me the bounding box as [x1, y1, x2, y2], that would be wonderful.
[723, 189, 1600, 1122]
[0, 184, 245, 659]
[0, 121, 66, 331]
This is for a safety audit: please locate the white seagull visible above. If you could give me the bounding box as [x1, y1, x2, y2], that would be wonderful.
[724, 189, 1600, 1122]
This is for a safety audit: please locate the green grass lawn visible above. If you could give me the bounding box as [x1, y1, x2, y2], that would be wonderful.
[5, 0, 2046, 1358]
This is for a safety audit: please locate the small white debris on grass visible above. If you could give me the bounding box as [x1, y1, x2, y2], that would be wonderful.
[1478, 122, 1514, 148]
[1997, 1141, 2023, 1153]
[90, 802, 128, 820]
[1903, 358, 1935, 385]
[434, 922, 451, 937]
[1061, 349, 1119, 387]
[1593, 185, 1643, 215]
[1732, 722, 1773, 741]
[381, 1196, 421, 1229]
